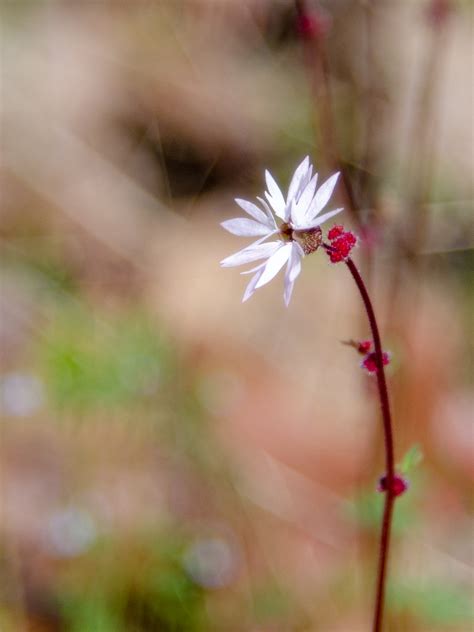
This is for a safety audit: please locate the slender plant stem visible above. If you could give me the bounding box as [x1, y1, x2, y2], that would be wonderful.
[341, 254, 396, 632]
[295, 0, 361, 231]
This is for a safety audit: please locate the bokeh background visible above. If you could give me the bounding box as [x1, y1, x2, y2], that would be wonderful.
[1, 1, 473, 630]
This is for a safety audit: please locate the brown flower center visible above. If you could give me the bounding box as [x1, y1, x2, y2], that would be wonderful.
[278, 223, 323, 255]
[293, 226, 323, 255]
[279, 222, 294, 241]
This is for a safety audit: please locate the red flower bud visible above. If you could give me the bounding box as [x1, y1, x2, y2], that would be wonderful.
[377, 474, 409, 497]
[357, 340, 372, 355]
[326, 228, 358, 263]
[361, 351, 390, 374]
[296, 11, 331, 40]
[327, 225, 345, 240]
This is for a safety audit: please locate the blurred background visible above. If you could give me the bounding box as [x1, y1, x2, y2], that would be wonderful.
[0, 1, 472, 630]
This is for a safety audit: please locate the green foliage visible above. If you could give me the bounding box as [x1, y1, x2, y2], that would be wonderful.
[142, 564, 205, 631]
[38, 307, 173, 412]
[389, 580, 473, 627]
[253, 582, 295, 626]
[62, 597, 125, 632]
[351, 485, 418, 534]
[399, 445, 423, 475]
[59, 531, 208, 632]
[0, 608, 22, 632]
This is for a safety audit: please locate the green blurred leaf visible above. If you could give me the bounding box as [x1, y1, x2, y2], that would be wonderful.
[38, 307, 173, 412]
[398, 445, 423, 474]
[351, 486, 418, 534]
[389, 580, 473, 626]
[63, 598, 125, 632]
[253, 583, 294, 624]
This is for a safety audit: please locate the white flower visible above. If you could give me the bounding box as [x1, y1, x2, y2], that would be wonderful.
[220, 157, 343, 305]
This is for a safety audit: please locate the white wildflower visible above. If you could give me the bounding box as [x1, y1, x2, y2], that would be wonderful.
[220, 157, 343, 305]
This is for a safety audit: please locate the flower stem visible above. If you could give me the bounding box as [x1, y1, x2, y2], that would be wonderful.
[344, 255, 396, 632]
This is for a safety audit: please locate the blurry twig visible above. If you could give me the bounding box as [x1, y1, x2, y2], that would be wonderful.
[295, 0, 363, 232]
[358, 0, 380, 214]
[404, 6, 454, 261]
[386, 6, 454, 320]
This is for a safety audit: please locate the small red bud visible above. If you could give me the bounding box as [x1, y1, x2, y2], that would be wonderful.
[344, 232, 357, 247]
[296, 11, 331, 40]
[328, 250, 344, 263]
[361, 351, 390, 374]
[357, 340, 372, 355]
[328, 225, 344, 240]
[377, 474, 409, 497]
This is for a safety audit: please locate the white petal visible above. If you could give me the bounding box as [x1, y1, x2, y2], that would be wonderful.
[291, 174, 318, 227]
[298, 165, 314, 200]
[256, 197, 278, 227]
[287, 243, 303, 283]
[310, 172, 340, 219]
[287, 156, 310, 203]
[265, 193, 289, 221]
[234, 198, 274, 227]
[240, 261, 266, 275]
[283, 244, 303, 305]
[265, 170, 287, 219]
[242, 267, 265, 302]
[305, 207, 344, 228]
[284, 279, 295, 306]
[255, 243, 292, 289]
[221, 218, 273, 237]
[220, 240, 282, 268]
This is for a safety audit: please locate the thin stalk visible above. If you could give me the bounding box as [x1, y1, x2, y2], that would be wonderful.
[323, 245, 396, 631]
[295, 0, 361, 231]
[345, 256, 395, 632]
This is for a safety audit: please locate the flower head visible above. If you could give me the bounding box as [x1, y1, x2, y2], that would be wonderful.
[220, 157, 343, 305]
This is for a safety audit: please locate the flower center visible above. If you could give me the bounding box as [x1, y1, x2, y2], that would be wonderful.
[279, 223, 323, 255]
[279, 222, 294, 241]
[293, 226, 323, 255]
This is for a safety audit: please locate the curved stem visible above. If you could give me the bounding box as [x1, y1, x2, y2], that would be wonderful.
[344, 255, 396, 632]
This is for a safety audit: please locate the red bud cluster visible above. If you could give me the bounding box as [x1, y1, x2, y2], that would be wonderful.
[361, 351, 391, 374]
[326, 225, 357, 263]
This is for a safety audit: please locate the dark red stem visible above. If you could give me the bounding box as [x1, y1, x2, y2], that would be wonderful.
[343, 256, 395, 632]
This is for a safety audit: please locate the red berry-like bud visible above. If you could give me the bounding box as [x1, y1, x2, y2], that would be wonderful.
[334, 236, 350, 256]
[328, 250, 344, 263]
[296, 14, 316, 39]
[326, 227, 358, 263]
[328, 225, 344, 240]
[345, 233, 357, 247]
[357, 340, 372, 355]
[377, 474, 408, 497]
[296, 11, 331, 40]
[361, 351, 390, 374]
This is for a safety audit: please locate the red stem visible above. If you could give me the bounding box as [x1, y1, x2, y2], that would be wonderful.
[343, 256, 395, 632]
[323, 247, 396, 630]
